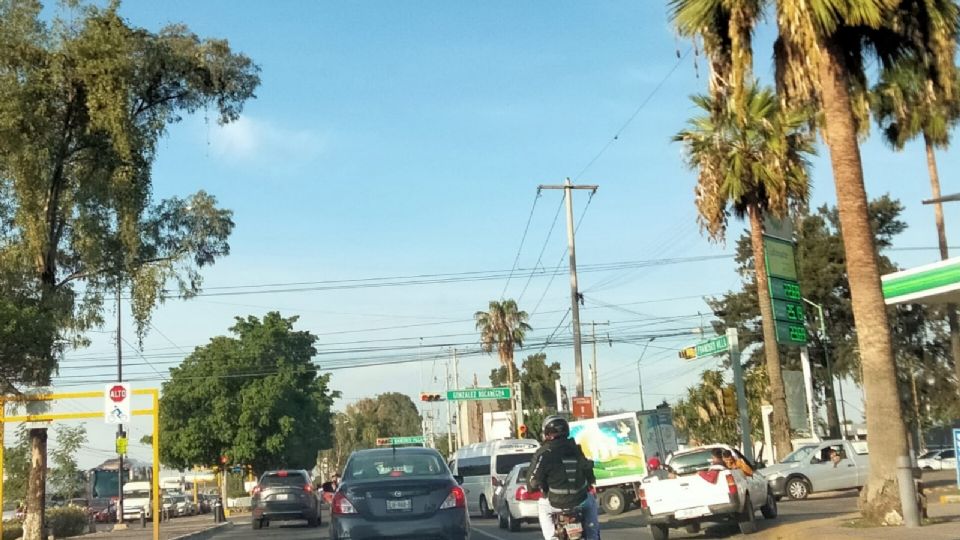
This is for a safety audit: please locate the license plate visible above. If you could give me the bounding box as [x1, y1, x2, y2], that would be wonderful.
[386, 499, 412, 512]
[564, 523, 583, 536]
[275, 494, 290, 501]
[675, 506, 710, 519]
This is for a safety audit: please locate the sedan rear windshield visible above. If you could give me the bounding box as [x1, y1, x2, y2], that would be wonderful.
[496, 453, 534, 474]
[260, 472, 307, 487]
[346, 453, 448, 480]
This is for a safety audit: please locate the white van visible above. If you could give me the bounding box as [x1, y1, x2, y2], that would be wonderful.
[121, 481, 152, 520]
[450, 439, 539, 517]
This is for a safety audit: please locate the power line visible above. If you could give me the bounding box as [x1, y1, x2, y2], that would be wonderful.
[517, 196, 565, 303]
[501, 189, 541, 299]
[530, 190, 596, 317]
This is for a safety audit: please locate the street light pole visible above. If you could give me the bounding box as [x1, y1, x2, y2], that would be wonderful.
[636, 338, 656, 411]
[803, 298, 847, 437]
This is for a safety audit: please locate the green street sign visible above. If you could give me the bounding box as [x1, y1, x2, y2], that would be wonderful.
[769, 277, 803, 302]
[775, 322, 808, 345]
[695, 335, 729, 357]
[772, 299, 805, 323]
[763, 237, 799, 280]
[446, 387, 511, 401]
[376, 436, 425, 446]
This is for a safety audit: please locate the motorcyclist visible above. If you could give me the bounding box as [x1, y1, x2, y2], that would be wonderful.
[527, 415, 600, 540]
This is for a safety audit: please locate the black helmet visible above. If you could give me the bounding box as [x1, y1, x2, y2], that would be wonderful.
[542, 415, 570, 439]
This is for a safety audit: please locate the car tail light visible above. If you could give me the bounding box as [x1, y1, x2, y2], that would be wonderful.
[331, 492, 357, 515]
[514, 486, 542, 501]
[726, 473, 738, 495]
[303, 484, 313, 493]
[252, 486, 262, 496]
[278, 470, 288, 477]
[638, 488, 648, 509]
[440, 486, 466, 510]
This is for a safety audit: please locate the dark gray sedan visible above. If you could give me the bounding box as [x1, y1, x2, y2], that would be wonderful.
[330, 447, 469, 540]
[251, 469, 320, 529]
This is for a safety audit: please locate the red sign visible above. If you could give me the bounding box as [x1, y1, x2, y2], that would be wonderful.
[109, 385, 127, 403]
[571, 397, 594, 419]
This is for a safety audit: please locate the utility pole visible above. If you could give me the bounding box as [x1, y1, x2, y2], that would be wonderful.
[453, 350, 462, 448]
[539, 179, 598, 397]
[445, 359, 453, 455]
[116, 287, 125, 527]
[590, 321, 609, 418]
[803, 298, 847, 437]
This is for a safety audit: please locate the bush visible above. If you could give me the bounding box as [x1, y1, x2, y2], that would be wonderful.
[46, 506, 88, 538]
[2, 522, 23, 540]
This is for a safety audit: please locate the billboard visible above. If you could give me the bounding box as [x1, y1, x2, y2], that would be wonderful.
[569, 412, 647, 486]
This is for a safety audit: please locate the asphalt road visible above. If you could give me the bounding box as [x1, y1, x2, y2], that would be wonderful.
[218, 490, 859, 540]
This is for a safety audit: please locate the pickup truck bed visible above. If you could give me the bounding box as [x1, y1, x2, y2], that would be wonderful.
[637, 446, 777, 540]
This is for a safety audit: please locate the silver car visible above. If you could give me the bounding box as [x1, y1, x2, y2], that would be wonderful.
[494, 463, 540, 532]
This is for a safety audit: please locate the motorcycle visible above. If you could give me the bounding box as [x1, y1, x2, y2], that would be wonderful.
[551, 506, 584, 540]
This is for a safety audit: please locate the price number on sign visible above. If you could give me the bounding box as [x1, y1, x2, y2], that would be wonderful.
[783, 282, 801, 300]
[785, 303, 804, 322]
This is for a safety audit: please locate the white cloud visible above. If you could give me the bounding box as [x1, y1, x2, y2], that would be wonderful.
[208, 115, 327, 166]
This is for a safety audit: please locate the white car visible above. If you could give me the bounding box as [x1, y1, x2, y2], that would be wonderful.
[493, 463, 540, 532]
[639, 445, 776, 539]
[918, 449, 957, 470]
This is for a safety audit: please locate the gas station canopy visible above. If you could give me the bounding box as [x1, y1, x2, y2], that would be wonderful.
[883, 257, 960, 305]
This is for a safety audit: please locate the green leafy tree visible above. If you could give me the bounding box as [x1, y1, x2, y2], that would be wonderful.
[159, 313, 337, 475]
[674, 366, 768, 453]
[490, 353, 561, 411]
[709, 196, 913, 437]
[48, 425, 87, 500]
[773, 0, 958, 521]
[872, 59, 960, 383]
[2, 425, 30, 507]
[320, 393, 422, 473]
[0, 2, 258, 535]
[674, 85, 815, 461]
[475, 300, 532, 428]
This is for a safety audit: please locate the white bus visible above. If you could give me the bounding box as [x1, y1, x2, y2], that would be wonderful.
[449, 439, 540, 517]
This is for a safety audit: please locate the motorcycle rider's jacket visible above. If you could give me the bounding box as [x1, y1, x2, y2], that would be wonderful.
[527, 436, 596, 509]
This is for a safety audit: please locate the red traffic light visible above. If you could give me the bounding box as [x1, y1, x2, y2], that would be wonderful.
[518, 424, 528, 437]
[419, 393, 443, 402]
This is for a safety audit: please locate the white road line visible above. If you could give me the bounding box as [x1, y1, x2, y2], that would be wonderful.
[471, 527, 512, 540]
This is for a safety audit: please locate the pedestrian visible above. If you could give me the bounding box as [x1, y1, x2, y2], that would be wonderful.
[645, 457, 671, 480]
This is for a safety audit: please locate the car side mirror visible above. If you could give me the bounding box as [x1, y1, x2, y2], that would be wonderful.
[453, 475, 464, 485]
[491, 477, 501, 487]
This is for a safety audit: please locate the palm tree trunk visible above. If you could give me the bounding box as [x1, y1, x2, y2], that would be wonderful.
[817, 36, 908, 522]
[747, 206, 793, 461]
[924, 134, 960, 387]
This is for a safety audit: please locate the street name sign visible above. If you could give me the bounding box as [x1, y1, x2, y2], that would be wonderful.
[695, 335, 729, 357]
[376, 436, 425, 446]
[446, 387, 511, 401]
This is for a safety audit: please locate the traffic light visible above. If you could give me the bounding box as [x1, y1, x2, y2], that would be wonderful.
[678, 346, 697, 360]
[419, 393, 443, 402]
[517, 424, 528, 438]
[721, 387, 736, 415]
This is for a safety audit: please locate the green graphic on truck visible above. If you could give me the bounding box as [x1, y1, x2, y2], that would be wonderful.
[569, 413, 647, 483]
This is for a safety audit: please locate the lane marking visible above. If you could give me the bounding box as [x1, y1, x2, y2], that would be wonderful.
[471, 527, 512, 540]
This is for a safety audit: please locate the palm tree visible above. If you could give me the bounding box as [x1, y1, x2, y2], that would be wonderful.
[674, 85, 814, 461]
[773, 0, 959, 522]
[475, 300, 532, 432]
[873, 59, 960, 383]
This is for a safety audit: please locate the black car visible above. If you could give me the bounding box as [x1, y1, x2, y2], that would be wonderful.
[330, 447, 469, 540]
[251, 469, 320, 529]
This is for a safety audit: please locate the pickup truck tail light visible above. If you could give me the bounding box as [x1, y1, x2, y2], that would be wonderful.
[638, 487, 648, 509]
[726, 473, 737, 495]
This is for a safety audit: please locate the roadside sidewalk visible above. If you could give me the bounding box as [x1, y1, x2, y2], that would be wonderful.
[755, 503, 960, 540]
[83, 515, 230, 540]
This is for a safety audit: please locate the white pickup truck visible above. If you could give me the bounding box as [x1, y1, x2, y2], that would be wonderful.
[638, 445, 777, 540]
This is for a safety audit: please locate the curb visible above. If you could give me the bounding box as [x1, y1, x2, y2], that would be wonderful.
[169, 521, 232, 540]
[752, 512, 860, 539]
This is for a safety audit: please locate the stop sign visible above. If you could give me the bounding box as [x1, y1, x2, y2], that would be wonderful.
[109, 385, 127, 403]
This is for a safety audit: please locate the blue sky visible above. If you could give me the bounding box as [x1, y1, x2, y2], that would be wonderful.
[15, 1, 956, 467]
